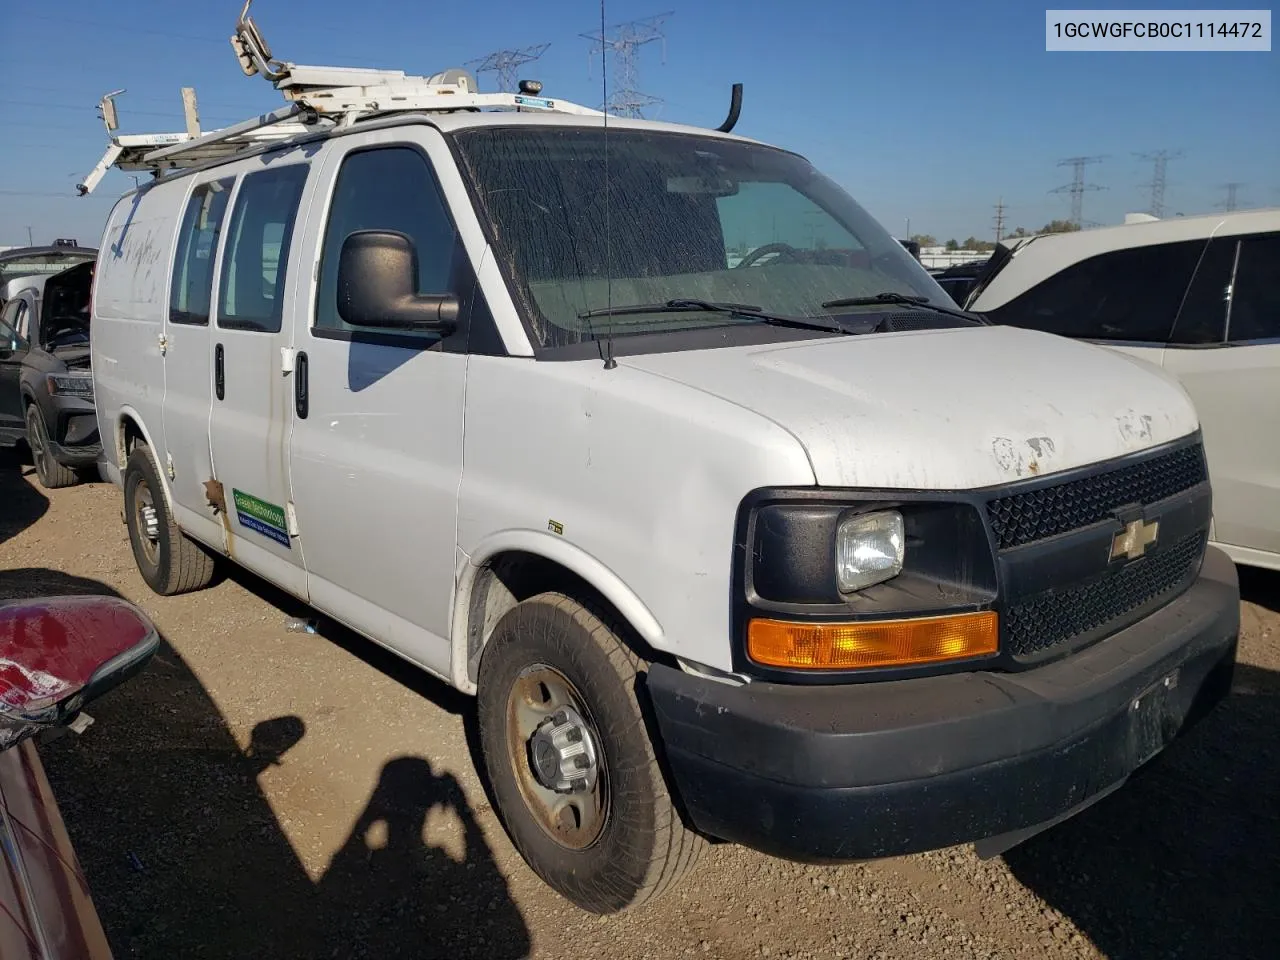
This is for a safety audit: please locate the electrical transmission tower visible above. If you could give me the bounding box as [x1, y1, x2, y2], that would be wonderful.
[1134, 149, 1182, 217]
[1050, 155, 1106, 226]
[581, 11, 673, 118]
[993, 197, 1006, 243]
[465, 43, 551, 92]
[1218, 182, 1246, 212]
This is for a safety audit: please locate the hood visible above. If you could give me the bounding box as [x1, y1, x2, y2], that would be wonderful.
[620, 326, 1199, 490]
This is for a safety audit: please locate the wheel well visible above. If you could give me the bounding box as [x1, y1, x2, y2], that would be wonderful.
[465, 551, 670, 683]
[120, 416, 145, 462]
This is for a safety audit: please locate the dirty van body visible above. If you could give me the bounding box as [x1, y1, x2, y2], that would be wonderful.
[89, 110, 1238, 913]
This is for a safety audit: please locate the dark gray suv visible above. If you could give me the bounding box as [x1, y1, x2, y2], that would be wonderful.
[0, 259, 101, 488]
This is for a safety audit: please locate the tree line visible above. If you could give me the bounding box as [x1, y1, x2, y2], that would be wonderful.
[909, 220, 1081, 252]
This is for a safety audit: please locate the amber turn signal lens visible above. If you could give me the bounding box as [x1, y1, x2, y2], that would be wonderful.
[747, 611, 998, 670]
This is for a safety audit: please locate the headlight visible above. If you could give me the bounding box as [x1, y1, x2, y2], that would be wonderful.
[46, 373, 94, 400]
[835, 510, 904, 593]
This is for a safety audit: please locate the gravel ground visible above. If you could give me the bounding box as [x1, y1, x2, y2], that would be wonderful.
[2, 449, 1277, 960]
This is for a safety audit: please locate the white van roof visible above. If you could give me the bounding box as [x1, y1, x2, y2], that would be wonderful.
[972, 207, 1280, 310]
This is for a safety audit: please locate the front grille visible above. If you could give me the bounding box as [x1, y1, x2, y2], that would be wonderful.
[987, 443, 1207, 550]
[1004, 532, 1205, 659]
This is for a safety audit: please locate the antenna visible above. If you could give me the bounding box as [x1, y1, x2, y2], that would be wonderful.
[1134, 149, 1182, 217]
[1050, 155, 1106, 227]
[465, 43, 551, 92]
[581, 11, 673, 118]
[598, 0, 616, 370]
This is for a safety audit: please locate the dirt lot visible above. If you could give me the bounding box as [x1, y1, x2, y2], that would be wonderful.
[1, 449, 1277, 960]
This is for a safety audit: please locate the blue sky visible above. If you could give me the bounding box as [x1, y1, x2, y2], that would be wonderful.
[1, 1, 1275, 247]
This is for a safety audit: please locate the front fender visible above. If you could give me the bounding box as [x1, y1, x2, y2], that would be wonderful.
[450, 529, 665, 694]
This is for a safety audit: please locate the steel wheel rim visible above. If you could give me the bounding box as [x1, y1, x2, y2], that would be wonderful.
[505, 663, 610, 851]
[131, 479, 161, 568]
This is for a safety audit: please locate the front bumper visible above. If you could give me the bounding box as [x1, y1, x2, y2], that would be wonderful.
[648, 546, 1239, 862]
[41, 396, 101, 465]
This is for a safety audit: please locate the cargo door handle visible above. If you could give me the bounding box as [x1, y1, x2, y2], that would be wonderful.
[295, 351, 308, 419]
[214, 343, 225, 401]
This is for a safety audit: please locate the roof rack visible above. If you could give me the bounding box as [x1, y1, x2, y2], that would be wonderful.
[77, 0, 602, 195]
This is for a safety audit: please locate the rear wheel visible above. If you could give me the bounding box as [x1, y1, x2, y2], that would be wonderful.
[25, 404, 78, 489]
[477, 592, 704, 913]
[123, 442, 215, 595]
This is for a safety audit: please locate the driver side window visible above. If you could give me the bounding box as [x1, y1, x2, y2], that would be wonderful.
[717, 181, 861, 267]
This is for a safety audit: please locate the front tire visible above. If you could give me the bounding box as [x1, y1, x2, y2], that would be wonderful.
[477, 592, 704, 914]
[123, 443, 215, 596]
[26, 404, 78, 489]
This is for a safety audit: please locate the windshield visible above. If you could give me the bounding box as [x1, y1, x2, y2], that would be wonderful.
[454, 127, 950, 349]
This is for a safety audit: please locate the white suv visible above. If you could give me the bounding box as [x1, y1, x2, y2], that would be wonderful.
[86, 14, 1239, 915]
[969, 208, 1280, 570]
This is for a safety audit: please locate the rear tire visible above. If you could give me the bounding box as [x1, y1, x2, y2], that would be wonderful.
[25, 404, 78, 489]
[123, 442, 215, 596]
[477, 592, 704, 914]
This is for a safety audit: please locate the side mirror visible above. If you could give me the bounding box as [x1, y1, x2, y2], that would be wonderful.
[0, 596, 160, 751]
[336, 231, 459, 331]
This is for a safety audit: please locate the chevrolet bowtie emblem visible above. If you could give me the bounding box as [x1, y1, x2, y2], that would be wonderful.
[1111, 518, 1159, 561]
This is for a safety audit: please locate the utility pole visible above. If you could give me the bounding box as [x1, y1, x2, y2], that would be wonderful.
[1134, 149, 1182, 217]
[582, 11, 673, 118]
[1050, 155, 1106, 227]
[465, 43, 551, 92]
[1218, 182, 1245, 212]
[992, 197, 1006, 243]
[26, 226, 34, 246]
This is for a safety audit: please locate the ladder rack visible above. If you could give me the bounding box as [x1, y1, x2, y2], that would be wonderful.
[78, 0, 601, 195]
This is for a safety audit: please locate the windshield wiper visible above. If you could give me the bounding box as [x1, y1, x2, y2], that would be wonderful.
[820, 291, 987, 324]
[579, 298, 853, 335]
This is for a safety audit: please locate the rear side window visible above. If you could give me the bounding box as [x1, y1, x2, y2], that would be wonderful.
[1170, 237, 1234, 345]
[1227, 232, 1280, 343]
[170, 178, 233, 325]
[984, 239, 1206, 343]
[315, 146, 458, 334]
[217, 165, 309, 333]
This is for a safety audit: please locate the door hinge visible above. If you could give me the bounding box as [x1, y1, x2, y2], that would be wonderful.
[157, 333, 169, 356]
[165, 452, 176, 480]
[285, 501, 299, 537]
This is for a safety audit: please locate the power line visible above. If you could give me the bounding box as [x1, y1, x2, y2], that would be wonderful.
[0, 189, 116, 200]
[582, 11, 673, 118]
[465, 43, 551, 92]
[1134, 149, 1183, 217]
[1050, 155, 1107, 226]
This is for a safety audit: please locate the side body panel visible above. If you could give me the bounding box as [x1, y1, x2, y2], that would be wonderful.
[92, 187, 184, 484]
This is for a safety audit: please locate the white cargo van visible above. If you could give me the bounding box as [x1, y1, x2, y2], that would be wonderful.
[83, 5, 1239, 915]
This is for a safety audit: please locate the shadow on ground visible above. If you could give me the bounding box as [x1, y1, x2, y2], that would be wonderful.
[2, 568, 530, 960]
[0, 447, 47, 544]
[1006, 568, 1280, 960]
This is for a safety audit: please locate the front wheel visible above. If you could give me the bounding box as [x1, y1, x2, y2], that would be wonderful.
[477, 592, 704, 914]
[26, 404, 78, 489]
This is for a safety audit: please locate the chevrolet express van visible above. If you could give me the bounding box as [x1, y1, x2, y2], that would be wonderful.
[85, 12, 1240, 914]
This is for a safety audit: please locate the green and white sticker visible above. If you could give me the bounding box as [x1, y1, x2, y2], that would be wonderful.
[232, 488, 291, 548]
